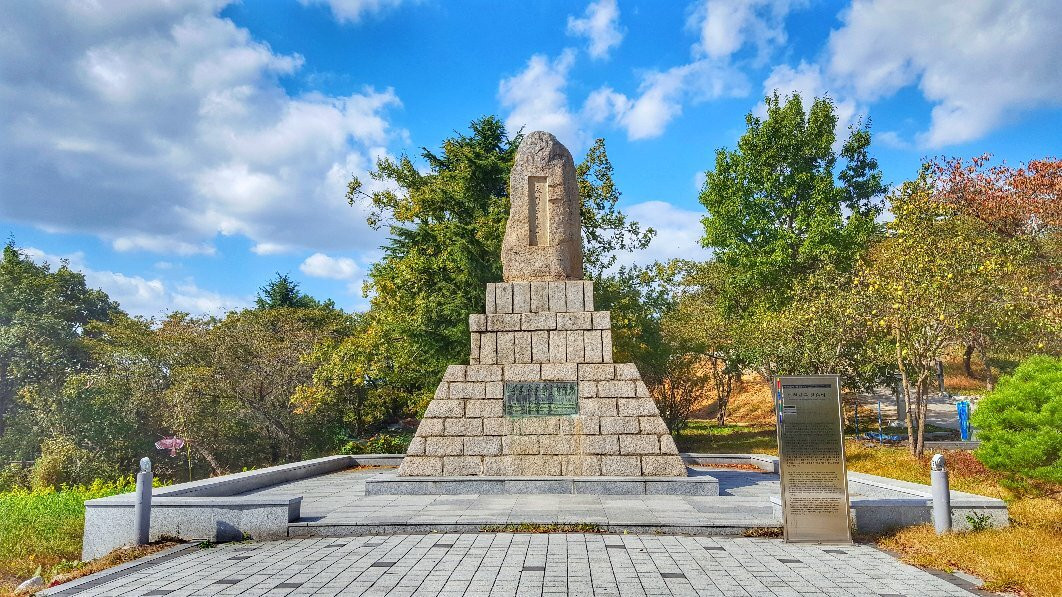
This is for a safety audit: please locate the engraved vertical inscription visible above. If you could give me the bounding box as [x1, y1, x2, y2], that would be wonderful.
[528, 176, 548, 246]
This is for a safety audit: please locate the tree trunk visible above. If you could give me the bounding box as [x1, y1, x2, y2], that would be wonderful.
[962, 345, 978, 379]
[978, 345, 996, 391]
[194, 444, 226, 476]
[915, 371, 929, 458]
[895, 329, 917, 456]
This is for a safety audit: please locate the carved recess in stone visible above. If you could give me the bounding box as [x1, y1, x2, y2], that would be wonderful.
[502, 131, 583, 281]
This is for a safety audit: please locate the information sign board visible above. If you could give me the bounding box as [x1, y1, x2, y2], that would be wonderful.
[775, 375, 852, 543]
[503, 382, 579, 417]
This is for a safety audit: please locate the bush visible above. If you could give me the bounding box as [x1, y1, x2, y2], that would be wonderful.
[971, 355, 1062, 482]
[340, 432, 412, 455]
[30, 437, 110, 490]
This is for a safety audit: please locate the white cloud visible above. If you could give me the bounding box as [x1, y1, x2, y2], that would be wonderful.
[298, 0, 404, 24]
[566, 0, 624, 60]
[583, 60, 749, 141]
[827, 0, 1062, 148]
[21, 247, 247, 317]
[0, 1, 400, 257]
[300, 252, 360, 280]
[614, 201, 711, 268]
[498, 50, 583, 149]
[687, 0, 803, 63]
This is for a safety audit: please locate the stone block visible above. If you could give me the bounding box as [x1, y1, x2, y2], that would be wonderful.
[514, 331, 532, 363]
[442, 365, 466, 381]
[583, 281, 594, 311]
[581, 398, 617, 416]
[417, 418, 444, 435]
[482, 417, 510, 435]
[487, 313, 522, 331]
[464, 436, 502, 456]
[601, 416, 639, 435]
[401, 456, 442, 476]
[464, 399, 503, 418]
[578, 381, 597, 398]
[424, 400, 463, 418]
[530, 281, 549, 312]
[636, 381, 651, 398]
[583, 330, 602, 363]
[496, 283, 513, 314]
[548, 330, 566, 362]
[433, 382, 449, 400]
[503, 435, 540, 455]
[516, 417, 559, 435]
[602, 455, 641, 476]
[504, 363, 541, 381]
[521, 312, 556, 330]
[565, 281, 584, 312]
[592, 311, 611, 330]
[619, 434, 658, 454]
[450, 382, 485, 399]
[557, 312, 591, 330]
[598, 380, 636, 398]
[639, 416, 669, 434]
[548, 281, 566, 312]
[519, 455, 561, 476]
[541, 363, 577, 380]
[540, 435, 576, 455]
[615, 363, 640, 381]
[407, 437, 426, 455]
[658, 434, 680, 455]
[641, 456, 687, 477]
[483, 456, 514, 476]
[485, 284, 497, 315]
[443, 456, 482, 476]
[575, 416, 600, 434]
[566, 330, 584, 362]
[466, 364, 503, 382]
[445, 417, 482, 435]
[426, 436, 463, 456]
[480, 333, 497, 365]
[562, 455, 601, 476]
[496, 332, 515, 364]
[578, 364, 615, 381]
[617, 398, 658, 417]
[470, 333, 480, 365]
[512, 282, 531, 313]
[584, 435, 619, 455]
[469, 314, 486, 332]
[485, 381, 503, 398]
[602, 329, 613, 362]
[531, 330, 549, 363]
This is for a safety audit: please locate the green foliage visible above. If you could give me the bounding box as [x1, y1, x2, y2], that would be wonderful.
[972, 355, 1062, 482]
[339, 432, 412, 455]
[699, 93, 885, 313]
[255, 273, 332, 310]
[30, 436, 111, 490]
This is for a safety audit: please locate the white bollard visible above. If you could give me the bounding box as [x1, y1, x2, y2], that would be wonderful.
[134, 457, 153, 545]
[931, 454, 951, 534]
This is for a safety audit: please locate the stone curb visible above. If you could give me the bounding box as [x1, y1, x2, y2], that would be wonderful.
[40, 543, 198, 596]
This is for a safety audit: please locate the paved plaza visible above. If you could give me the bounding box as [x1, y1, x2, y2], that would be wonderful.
[50, 534, 979, 596]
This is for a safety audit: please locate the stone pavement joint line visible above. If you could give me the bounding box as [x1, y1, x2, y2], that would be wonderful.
[56, 534, 977, 596]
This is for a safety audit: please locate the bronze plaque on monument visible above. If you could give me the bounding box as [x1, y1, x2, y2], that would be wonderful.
[775, 375, 852, 543]
[503, 382, 579, 417]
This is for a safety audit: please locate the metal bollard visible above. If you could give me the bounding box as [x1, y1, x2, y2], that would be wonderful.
[134, 457, 153, 545]
[931, 454, 951, 534]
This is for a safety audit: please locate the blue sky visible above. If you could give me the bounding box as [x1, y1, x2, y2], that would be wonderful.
[1, 0, 1059, 316]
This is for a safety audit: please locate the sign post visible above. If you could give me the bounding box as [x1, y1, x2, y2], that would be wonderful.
[775, 375, 852, 543]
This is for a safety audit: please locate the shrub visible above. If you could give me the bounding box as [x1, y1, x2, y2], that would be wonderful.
[30, 437, 110, 490]
[971, 355, 1062, 482]
[340, 432, 412, 455]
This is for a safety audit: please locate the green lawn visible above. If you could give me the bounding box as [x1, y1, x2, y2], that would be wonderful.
[0, 480, 136, 591]
[676, 420, 778, 454]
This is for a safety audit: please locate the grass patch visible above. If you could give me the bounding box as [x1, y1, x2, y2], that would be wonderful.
[0, 479, 138, 592]
[675, 421, 777, 455]
[479, 523, 604, 533]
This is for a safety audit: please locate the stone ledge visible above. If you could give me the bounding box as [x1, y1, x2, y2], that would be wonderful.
[365, 473, 718, 496]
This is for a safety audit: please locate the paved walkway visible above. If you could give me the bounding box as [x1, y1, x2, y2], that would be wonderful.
[54, 534, 978, 596]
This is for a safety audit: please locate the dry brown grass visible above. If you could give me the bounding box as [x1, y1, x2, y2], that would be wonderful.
[25, 541, 181, 594]
[880, 498, 1062, 596]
